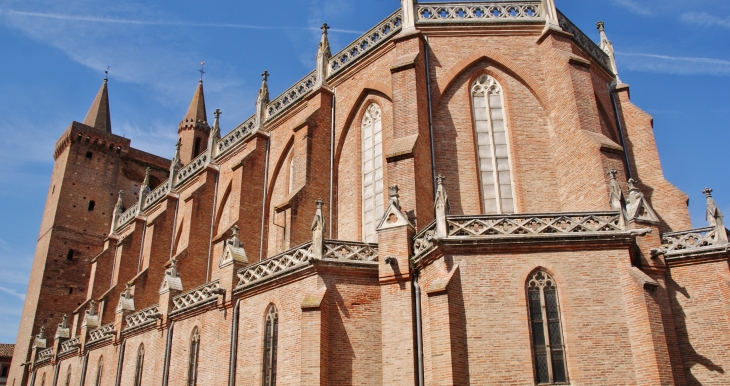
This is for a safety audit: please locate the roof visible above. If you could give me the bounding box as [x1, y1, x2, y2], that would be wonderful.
[0, 343, 14, 359]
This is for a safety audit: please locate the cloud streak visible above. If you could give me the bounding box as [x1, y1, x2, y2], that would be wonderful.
[610, 0, 651, 16]
[617, 52, 730, 76]
[0, 287, 26, 301]
[0, 8, 364, 34]
[681, 12, 730, 28]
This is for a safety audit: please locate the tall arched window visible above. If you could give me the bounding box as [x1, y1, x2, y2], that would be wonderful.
[64, 365, 71, 386]
[94, 357, 103, 386]
[471, 75, 515, 214]
[527, 270, 568, 384]
[262, 305, 278, 386]
[187, 328, 200, 386]
[40, 373, 45, 386]
[361, 103, 384, 243]
[134, 344, 145, 386]
[288, 156, 295, 194]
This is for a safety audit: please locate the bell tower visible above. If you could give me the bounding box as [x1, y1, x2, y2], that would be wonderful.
[177, 80, 210, 165]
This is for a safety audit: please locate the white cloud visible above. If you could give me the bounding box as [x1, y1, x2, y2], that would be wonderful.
[681, 12, 730, 28]
[611, 0, 651, 16]
[0, 287, 26, 301]
[616, 52, 730, 76]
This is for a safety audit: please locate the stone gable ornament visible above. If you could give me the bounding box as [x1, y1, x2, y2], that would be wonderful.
[159, 258, 183, 293]
[34, 326, 47, 349]
[82, 300, 99, 329]
[704, 188, 729, 243]
[55, 314, 70, 339]
[220, 224, 248, 268]
[376, 185, 414, 231]
[170, 139, 183, 185]
[625, 178, 659, 224]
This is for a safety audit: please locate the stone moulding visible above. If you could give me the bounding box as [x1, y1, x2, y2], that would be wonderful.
[59, 337, 80, 356]
[175, 152, 209, 186]
[557, 10, 613, 74]
[329, 10, 403, 76]
[413, 211, 634, 262]
[144, 180, 171, 208]
[87, 323, 115, 344]
[660, 227, 730, 260]
[170, 281, 221, 314]
[235, 240, 379, 290]
[416, 1, 544, 24]
[267, 71, 318, 120]
[124, 304, 160, 332]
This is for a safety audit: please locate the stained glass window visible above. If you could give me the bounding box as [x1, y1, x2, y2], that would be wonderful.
[527, 270, 568, 384]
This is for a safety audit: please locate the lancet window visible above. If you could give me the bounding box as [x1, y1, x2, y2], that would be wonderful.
[64, 365, 71, 386]
[134, 344, 145, 386]
[262, 304, 278, 386]
[471, 75, 515, 214]
[527, 270, 568, 384]
[187, 328, 200, 386]
[361, 103, 384, 243]
[94, 357, 103, 386]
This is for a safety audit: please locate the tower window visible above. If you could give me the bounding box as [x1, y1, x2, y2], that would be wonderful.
[471, 75, 514, 214]
[88, 200, 96, 211]
[86, 151, 93, 159]
[69, 287, 73, 294]
[361, 103, 384, 243]
[66, 249, 74, 260]
[262, 304, 278, 386]
[527, 270, 568, 384]
[194, 137, 202, 158]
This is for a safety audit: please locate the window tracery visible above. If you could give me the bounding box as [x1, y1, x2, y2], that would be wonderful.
[187, 328, 200, 386]
[361, 103, 384, 243]
[262, 304, 278, 386]
[527, 270, 568, 384]
[471, 75, 514, 214]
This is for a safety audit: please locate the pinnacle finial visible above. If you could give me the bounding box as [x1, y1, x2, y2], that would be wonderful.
[597, 21, 605, 32]
[321, 23, 330, 33]
[104, 66, 109, 81]
[214, 108, 222, 120]
[704, 187, 713, 198]
[262, 71, 269, 82]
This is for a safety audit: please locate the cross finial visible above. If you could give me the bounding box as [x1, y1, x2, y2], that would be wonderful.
[262, 71, 269, 82]
[214, 109, 222, 119]
[199, 60, 206, 82]
[104, 66, 109, 81]
[321, 23, 330, 33]
[597, 21, 605, 32]
[175, 138, 182, 151]
[704, 187, 713, 198]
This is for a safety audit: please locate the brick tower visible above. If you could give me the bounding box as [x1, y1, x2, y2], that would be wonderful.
[8, 78, 170, 385]
[177, 80, 210, 164]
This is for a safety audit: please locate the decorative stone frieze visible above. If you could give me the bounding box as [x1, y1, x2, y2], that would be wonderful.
[267, 71, 317, 120]
[329, 10, 402, 76]
[58, 337, 79, 355]
[124, 304, 160, 331]
[416, 1, 543, 24]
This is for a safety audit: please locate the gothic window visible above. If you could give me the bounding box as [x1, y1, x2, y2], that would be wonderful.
[527, 270, 568, 384]
[262, 304, 278, 386]
[94, 357, 103, 386]
[40, 373, 45, 386]
[361, 103, 384, 243]
[64, 365, 71, 386]
[187, 328, 200, 386]
[471, 75, 515, 214]
[134, 344, 145, 386]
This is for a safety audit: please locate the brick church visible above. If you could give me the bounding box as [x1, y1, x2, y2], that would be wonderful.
[9, 1, 730, 385]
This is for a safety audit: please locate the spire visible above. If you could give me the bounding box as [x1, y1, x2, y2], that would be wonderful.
[543, 0, 560, 29]
[704, 188, 728, 243]
[208, 108, 222, 155]
[110, 190, 124, 235]
[137, 168, 151, 210]
[597, 21, 622, 84]
[315, 23, 332, 88]
[83, 77, 112, 133]
[183, 80, 208, 125]
[255, 71, 270, 130]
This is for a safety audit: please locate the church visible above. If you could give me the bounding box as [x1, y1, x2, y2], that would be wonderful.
[9, 1, 730, 385]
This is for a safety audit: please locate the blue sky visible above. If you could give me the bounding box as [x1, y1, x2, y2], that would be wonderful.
[0, 0, 728, 343]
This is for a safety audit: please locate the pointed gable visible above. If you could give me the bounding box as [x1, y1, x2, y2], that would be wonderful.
[185, 81, 207, 124]
[83, 79, 112, 133]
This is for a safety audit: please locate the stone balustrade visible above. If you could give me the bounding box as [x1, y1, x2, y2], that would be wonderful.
[557, 11, 613, 73]
[323, 240, 379, 262]
[59, 337, 80, 355]
[37, 347, 53, 362]
[124, 304, 160, 331]
[417, 1, 543, 23]
[660, 227, 730, 258]
[217, 114, 256, 157]
[413, 211, 625, 261]
[176, 153, 209, 186]
[171, 281, 221, 313]
[87, 323, 115, 344]
[117, 203, 139, 228]
[329, 10, 403, 76]
[267, 71, 318, 120]
[143, 180, 171, 209]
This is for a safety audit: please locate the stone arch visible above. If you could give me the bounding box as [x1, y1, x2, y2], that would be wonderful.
[213, 179, 233, 236]
[435, 52, 549, 111]
[263, 135, 295, 256]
